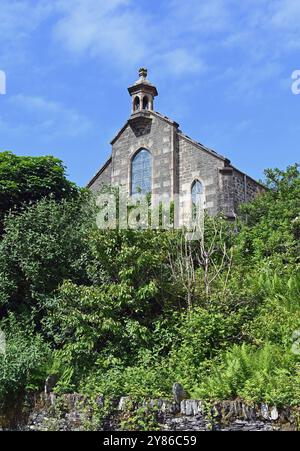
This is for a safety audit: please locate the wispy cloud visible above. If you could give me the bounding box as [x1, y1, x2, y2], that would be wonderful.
[270, 0, 300, 29]
[222, 61, 284, 100]
[6, 94, 91, 138]
[51, 0, 210, 77]
[0, 0, 51, 41]
[1, 0, 299, 104]
[0, 0, 53, 65]
[168, 0, 231, 34]
[53, 0, 149, 64]
[155, 49, 208, 77]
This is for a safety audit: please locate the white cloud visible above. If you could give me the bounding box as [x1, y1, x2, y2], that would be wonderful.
[1, 0, 299, 100]
[53, 0, 148, 64]
[0, 0, 51, 40]
[270, 0, 300, 29]
[169, 0, 231, 34]
[51, 0, 212, 78]
[156, 49, 208, 77]
[7, 94, 91, 137]
[226, 61, 284, 99]
[0, 0, 53, 65]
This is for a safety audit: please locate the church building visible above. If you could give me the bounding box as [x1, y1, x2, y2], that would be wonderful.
[88, 68, 264, 219]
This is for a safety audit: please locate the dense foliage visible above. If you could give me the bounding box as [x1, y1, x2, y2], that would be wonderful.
[0, 151, 79, 229]
[0, 163, 299, 419]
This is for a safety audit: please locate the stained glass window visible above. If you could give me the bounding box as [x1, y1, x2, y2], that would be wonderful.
[131, 149, 152, 195]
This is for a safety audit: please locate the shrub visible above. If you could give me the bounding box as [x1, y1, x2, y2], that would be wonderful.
[0, 314, 51, 406]
[194, 343, 300, 406]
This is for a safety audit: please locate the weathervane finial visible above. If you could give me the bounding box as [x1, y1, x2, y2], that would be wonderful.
[139, 67, 147, 78]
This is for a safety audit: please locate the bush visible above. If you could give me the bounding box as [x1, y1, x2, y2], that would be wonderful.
[0, 151, 79, 231]
[0, 194, 93, 312]
[0, 314, 51, 406]
[194, 343, 300, 406]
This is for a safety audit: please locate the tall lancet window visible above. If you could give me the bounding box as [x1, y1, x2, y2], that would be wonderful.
[131, 149, 152, 195]
[191, 180, 204, 219]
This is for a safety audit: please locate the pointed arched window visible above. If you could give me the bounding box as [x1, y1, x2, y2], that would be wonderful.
[191, 180, 204, 219]
[131, 149, 152, 195]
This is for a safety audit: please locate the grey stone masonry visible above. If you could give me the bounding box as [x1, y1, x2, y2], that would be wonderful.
[5, 392, 296, 431]
[88, 69, 265, 218]
[110, 111, 178, 198]
[88, 158, 112, 193]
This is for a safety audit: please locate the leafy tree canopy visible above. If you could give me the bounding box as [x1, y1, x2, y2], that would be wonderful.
[0, 151, 79, 225]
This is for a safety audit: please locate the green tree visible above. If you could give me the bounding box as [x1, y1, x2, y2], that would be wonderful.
[0, 151, 79, 228]
[0, 194, 93, 314]
[237, 164, 300, 267]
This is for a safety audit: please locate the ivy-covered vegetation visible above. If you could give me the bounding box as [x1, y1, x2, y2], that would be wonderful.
[0, 160, 299, 417]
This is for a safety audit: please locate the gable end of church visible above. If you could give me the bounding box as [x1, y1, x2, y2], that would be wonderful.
[88, 69, 265, 218]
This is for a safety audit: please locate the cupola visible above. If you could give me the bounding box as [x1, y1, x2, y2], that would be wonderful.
[128, 68, 158, 114]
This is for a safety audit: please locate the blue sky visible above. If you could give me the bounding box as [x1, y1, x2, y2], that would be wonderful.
[0, 0, 299, 186]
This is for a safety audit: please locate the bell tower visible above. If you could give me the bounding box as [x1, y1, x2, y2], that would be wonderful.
[128, 68, 158, 114]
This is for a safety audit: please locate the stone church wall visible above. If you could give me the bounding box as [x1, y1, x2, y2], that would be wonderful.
[111, 114, 177, 198]
[88, 113, 265, 219]
[89, 160, 112, 192]
[232, 169, 265, 213]
[218, 168, 236, 218]
[177, 135, 225, 216]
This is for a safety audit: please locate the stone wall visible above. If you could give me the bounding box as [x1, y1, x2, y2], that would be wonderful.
[232, 169, 265, 212]
[2, 393, 297, 431]
[118, 397, 296, 432]
[177, 135, 226, 217]
[218, 168, 236, 218]
[89, 159, 112, 192]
